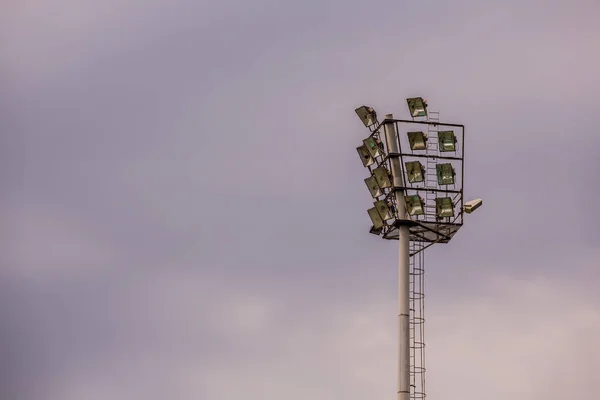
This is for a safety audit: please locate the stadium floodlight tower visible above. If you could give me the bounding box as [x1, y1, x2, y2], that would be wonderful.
[354, 98, 481, 400]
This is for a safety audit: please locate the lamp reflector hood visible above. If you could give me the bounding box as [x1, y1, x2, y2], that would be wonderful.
[363, 136, 385, 158]
[368, 207, 384, 229]
[373, 167, 392, 189]
[405, 195, 425, 216]
[436, 163, 456, 185]
[374, 200, 394, 221]
[406, 161, 425, 183]
[357, 145, 375, 167]
[407, 131, 428, 151]
[435, 197, 455, 218]
[438, 131, 457, 152]
[364, 176, 383, 198]
[407, 97, 428, 118]
[355, 106, 378, 127]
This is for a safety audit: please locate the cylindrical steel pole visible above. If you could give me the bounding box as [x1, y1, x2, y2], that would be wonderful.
[383, 115, 410, 400]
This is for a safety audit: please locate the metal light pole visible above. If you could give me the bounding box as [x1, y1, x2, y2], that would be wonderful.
[383, 115, 410, 400]
[355, 98, 481, 400]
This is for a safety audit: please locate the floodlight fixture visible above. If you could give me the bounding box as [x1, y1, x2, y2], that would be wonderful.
[405, 161, 426, 183]
[356, 145, 375, 167]
[436, 163, 456, 185]
[369, 225, 383, 235]
[407, 97, 428, 118]
[405, 195, 425, 216]
[438, 131, 457, 152]
[363, 136, 385, 158]
[374, 200, 394, 221]
[465, 198, 483, 214]
[364, 176, 383, 198]
[407, 131, 428, 151]
[355, 106, 378, 127]
[435, 197, 455, 218]
[372, 167, 392, 189]
[368, 207, 384, 229]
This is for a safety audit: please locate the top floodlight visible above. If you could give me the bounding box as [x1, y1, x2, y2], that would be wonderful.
[355, 106, 378, 127]
[356, 145, 375, 167]
[363, 137, 385, 158]
[407, 131, 428, 151]
[407, 97, 428, 118]
[438, 131, 457, 152]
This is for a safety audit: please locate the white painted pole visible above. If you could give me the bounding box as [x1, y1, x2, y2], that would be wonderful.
[383, 114, 410, 400]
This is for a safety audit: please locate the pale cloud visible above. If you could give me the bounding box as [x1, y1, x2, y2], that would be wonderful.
[0, 207, 116, 275]
[2, 0, 599, 399]
[15, 265, 596, 400]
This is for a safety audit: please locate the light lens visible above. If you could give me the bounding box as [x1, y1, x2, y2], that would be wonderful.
[405, 195, 425, 216]
[407, 131, 428, 150]
[373, 167, 392, 189]
[435, 197, 455, 218]
[438, 131, 457, 152]
[436, 163, 455, 185]
[357, 145, 374, 167]
[355, 106, 377, 127]
[368, 207, 384, 229]
[363, 137, 384, 158]
[407, 97, 428, 118]
[364, 176, 383, 198]
[405, 161, 425, 183]
[374, 200, 394, 221]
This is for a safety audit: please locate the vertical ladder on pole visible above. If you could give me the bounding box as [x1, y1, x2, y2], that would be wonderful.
[425, 111, 439, 218]
[409, 241, 426, 400]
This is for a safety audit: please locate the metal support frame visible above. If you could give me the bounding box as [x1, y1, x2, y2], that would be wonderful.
[357, 101, 469, 400]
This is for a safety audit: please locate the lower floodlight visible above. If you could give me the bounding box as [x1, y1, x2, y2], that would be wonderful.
[407, 97, 428, 118]
[438, 131, 457, 152]
[374, 200, 394, 221]
[356, 145, 375, 167]
[364, 176, 383, 198]
[436, 163, 456, 185]
[355, 106, 378, 127]
[435, 197, 455, 218]
[372, 167, 392, 189]
[369, 225, 383, 235]
[465, 198, 483, 214]
[405, 195, 425, 216]
[368, 207, 384, 229]
[405, 161, 425, 183]
[363, 136, 385, 158]
[407, 131, 428, 150]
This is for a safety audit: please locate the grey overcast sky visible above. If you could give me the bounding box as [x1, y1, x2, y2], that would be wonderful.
[1, 0, 599, 399]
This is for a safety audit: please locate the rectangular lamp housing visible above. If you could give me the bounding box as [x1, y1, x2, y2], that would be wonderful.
[364, 176, 383, 198]
[355, 106, 377, 127]
[405, 195, 425, 216]
[407, 97, 428, 118]
[406, 161, 425, 183]
[357, 145, 375, 167]
[435, 197, 455, 218]
[436, 163, 455, 185]
[373, 167, 392, 189]
[438, 131, 457, 152]
[407, 131, 428, 150]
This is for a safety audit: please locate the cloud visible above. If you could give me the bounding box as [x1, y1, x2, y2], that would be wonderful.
[0, 206, 116, 275]
[6, 263, 596, 400]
